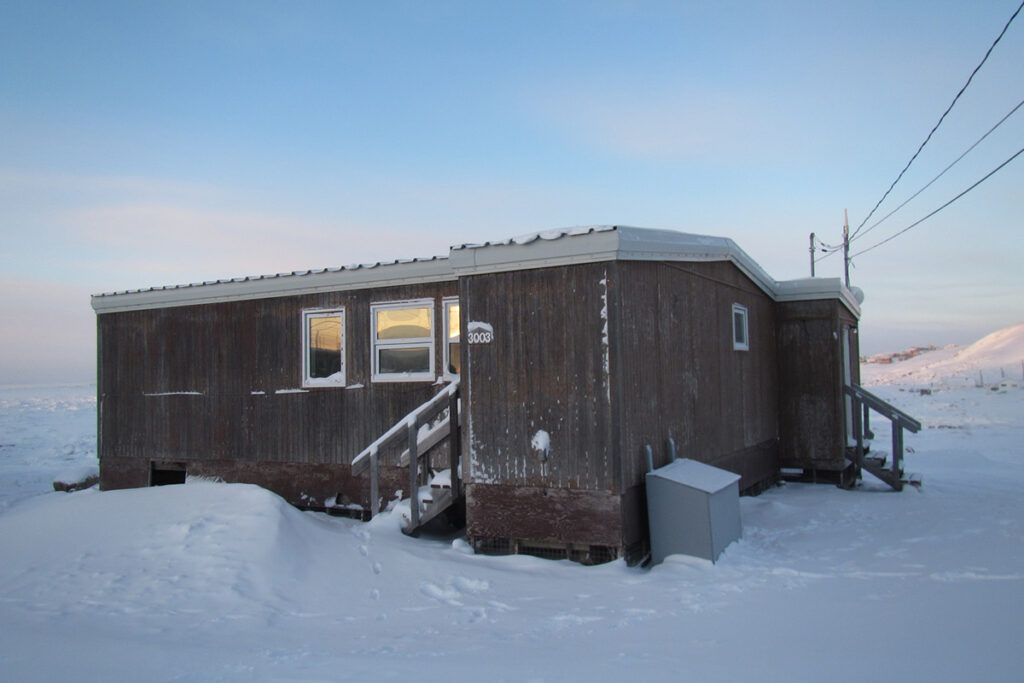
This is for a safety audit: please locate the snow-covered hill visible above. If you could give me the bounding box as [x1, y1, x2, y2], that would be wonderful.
[863, 322, 1024, 389]
[1, 327, 1023, 681]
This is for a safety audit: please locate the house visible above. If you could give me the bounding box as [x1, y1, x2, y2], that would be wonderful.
[92, 226, 865, 564]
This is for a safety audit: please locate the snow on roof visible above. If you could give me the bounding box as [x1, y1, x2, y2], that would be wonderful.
[91, 226, 859, 316]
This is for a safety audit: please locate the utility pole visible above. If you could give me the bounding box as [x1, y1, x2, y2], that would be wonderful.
[809, 232, 816, 277]
[842, 208, 850, 288]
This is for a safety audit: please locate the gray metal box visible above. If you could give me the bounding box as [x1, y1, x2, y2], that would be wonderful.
[646, 459, 742, 564]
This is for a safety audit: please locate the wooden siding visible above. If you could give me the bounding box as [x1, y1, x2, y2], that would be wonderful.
[461, 259, 780, 555]
[465, 484, 621, 547]
[97, 281, 458, 503]
[776, 299, 856, 470]
[459, 262, 616, 492]
[612, 261, 780, 493]
[100, 456, 411, 511]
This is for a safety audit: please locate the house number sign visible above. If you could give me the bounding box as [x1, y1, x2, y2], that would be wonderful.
[467, 322, 493, 345]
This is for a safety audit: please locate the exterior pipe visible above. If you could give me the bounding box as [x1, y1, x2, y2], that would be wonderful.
[666, 437, 677, 463]
[644, 444, 654, 473]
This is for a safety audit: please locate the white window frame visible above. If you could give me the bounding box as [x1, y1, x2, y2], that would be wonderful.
[371, 299, 435, 383]
[732, 303, 749, 351]
[442, 297, 460, 380]
[302, 308, 346, 388]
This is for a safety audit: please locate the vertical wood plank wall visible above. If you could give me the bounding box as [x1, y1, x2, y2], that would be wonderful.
[460, 262, 615, 490]
[776, 299, 859, 471]
[460, 262, 622, 547]
[460, 259, 781, 554]
[97, 281, 457, 507]
[614, 261, 780, 491]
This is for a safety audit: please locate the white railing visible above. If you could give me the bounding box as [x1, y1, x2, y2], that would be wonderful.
[351, 379, 461, 522]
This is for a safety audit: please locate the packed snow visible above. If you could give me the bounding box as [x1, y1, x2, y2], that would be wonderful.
[1, 326, 1023, 680]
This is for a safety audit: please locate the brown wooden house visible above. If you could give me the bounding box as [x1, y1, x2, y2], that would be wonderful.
[92, 226, 863, 563]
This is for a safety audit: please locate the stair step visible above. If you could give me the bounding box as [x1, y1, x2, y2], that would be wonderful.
[864, 455, 887, 468]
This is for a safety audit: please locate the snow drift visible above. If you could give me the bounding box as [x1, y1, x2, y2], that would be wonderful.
[1, 324, 1023, 680]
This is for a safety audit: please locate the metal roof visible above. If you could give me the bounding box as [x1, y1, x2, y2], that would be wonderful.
[90, 256, 455, 313]
[91, 226, 860, 317]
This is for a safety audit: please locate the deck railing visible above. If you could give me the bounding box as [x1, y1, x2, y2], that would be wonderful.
[844, 383, 922, 491]
[351, 379, 461, 524]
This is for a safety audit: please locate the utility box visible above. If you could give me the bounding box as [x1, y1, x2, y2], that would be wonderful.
[646, 459, 742, 564]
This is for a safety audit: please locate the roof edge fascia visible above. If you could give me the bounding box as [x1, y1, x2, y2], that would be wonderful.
[776, 277, 862, 318]
[450, 226, 781, 298]
[91, 258, 456, 314]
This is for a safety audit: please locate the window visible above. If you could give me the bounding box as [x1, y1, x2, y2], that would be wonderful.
[443, 298, 460, 378]
[303, 309, 346, 387]
[371, 299, 435, 382]
[732, 303, 749, 351]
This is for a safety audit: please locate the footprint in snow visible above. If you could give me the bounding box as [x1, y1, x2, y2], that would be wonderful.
[420, 582, 462, 606]
[372, 562, 382, 575]
[451, 576, 489, 593]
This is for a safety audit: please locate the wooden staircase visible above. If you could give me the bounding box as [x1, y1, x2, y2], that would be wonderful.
[351, 380, 463, 535]
[405, 470, 462, 532]
[844, 384, 922, 491]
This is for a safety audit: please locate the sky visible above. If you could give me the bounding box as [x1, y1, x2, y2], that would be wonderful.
[1, 0, 1022, 384]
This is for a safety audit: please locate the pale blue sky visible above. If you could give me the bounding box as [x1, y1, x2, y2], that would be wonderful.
[1, 1, 1022, 383]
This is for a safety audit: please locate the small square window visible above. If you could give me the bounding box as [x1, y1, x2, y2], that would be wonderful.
[371, 299, 435, 382]
[732, 303, 749, 351]
[303, 309, 346, 387]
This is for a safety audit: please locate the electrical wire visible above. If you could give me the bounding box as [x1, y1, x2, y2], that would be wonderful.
[813, 242, 843, 264]
[850, 144, 1024, 258]
[852, 97, 1024, 243]
[850, 0, 1024, 239]
[815, 236, 844, 251]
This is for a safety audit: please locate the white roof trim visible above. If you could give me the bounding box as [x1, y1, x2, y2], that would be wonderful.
[92, 226, 860, 318]
[452, 226, 773, 280]
[91, 257, 455, 314]
[776, 277, 861, 317]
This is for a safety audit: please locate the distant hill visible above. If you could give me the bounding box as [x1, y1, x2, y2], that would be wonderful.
[861, 322, 1024, 388]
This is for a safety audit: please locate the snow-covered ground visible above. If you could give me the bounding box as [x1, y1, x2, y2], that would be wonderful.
[1, 326, 1023, 681]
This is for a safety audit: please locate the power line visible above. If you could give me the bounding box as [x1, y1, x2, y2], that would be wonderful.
[812, 237, 844, 264]
[815, 236, 844, 250]
[850, 144, 1024, 258]
[852, 97, 1024, 243]
[850, 0, 1024, 239]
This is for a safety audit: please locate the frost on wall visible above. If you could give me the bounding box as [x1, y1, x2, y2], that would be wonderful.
[600, 272, 611, 403]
